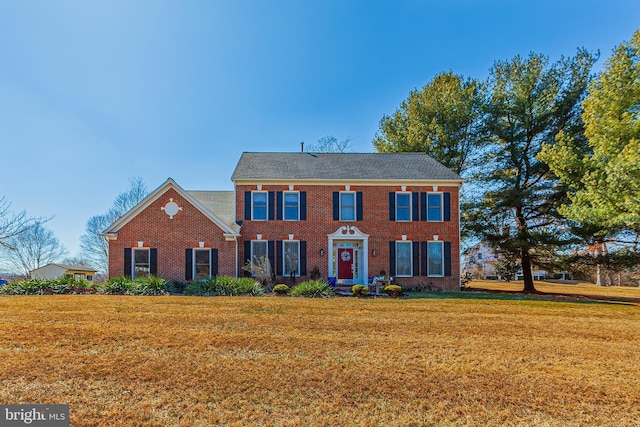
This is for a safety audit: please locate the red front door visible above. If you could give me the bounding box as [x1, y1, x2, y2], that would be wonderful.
[337, 248, 354, 280]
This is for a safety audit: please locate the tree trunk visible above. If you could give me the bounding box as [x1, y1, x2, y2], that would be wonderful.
[596, 263, 604, 286]
[520, 246, 537, 293]
[515, 206, 537, 293]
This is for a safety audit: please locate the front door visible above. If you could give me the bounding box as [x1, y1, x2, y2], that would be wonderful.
[337, 248, 354, 280]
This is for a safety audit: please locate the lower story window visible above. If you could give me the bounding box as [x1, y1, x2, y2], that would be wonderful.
[133, 248, 150, 278]
[284, 241, 300, 276]
[396, 241, 412, 277]
[428, 241, 444, 277]
[194, 249, 211, 279]
[251, 241, 268, 275]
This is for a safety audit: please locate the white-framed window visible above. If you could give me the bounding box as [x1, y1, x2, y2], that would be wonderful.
[396, 192, 411, 222]
[252, 191, 268, 220]
[340, 192, 356, 221]
[427, 193, 443, 222]
[283, 191, 300, 221]
[250, 240, 268, 275]
[395, 241, 413, 277]
[133, 248, 150, 278]
[194, 248, 211, 280]
[283, 240, 300, 276]
[427, 241, 444, 277]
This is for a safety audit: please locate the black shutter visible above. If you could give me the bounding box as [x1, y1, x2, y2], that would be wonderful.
[413, 241, 420, 277]
[185, 249, 193, 281]
[412, 192, 419, 222]
[268, 192, 275, 220]
[276, 192, 283, 220]
[420, 192, 427, 221]
[244, 191, 251, 220]
[150, 248, 157, 276]
[244, 241, 251, 262]
[275, 240, 283, 275]
[389, 241, 396, 277]
[300, 191, 307, 220]
[389, 192, 395, 221]
[244, 241, 252, 277]
[421, 242, 428, 276]
[444, 192, 451, 221]
[444, 242, 452, 277]
[356, 192, 363, 221]
[300, 241, 307, 276]
[124, 248, 132, 278]
[333, 192, 339, 220]
[211, 249, 219, 277]
[268, 241, 275, 274]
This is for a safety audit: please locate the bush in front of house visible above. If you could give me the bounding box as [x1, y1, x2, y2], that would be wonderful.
[351, 284, 368, 297]
[0, 277, 95, 295]
[97, 276, 167, 295]
[290, 280, 334, 298]
[383, 284, 403, 297]
[272, 284, 290, 295]
[98, 276, 131, 295]
[185, 276, 264, 296]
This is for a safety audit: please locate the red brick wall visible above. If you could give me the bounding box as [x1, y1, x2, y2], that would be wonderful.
[236, 184, 460, 291]
[108, 188, 237, 282]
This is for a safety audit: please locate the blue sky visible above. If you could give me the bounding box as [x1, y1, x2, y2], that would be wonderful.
[0, 0, 638, 260]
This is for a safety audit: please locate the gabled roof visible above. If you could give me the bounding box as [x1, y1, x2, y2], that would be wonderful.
[30, 264, 97, 274]
[231, 152, 462, 182]
[102, 178, 240, 236]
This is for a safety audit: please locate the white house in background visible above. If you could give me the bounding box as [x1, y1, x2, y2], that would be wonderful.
[30, 264, 97, 282]
[463, 242, 549, 280]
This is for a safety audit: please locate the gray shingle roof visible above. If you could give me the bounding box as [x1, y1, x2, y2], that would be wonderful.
[188, 191, 238, 231]
[231, 152, 462, 181]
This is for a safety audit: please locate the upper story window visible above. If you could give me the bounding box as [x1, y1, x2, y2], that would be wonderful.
[395, 241, 413, 277]
[340, 192, 356, 221]
[283, 191, 299, 221]
[396, 192, 411, 222]
[252, 191, 268, 221]
[133, 248, 150, 278]
[427, 193, 443, 222]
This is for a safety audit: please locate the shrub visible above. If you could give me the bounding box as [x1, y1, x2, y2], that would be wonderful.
[129, 276, 167, 296]
[351, 284, 368, 297]
[166, 281, 187, 295]
[185, 276, 264, 296]
[99, 276, 131, 295]
[290, 280, 334, 298]
[383, 284, 403, 297]
[273, 284, 290, 295]
[0, 279, 48, 295]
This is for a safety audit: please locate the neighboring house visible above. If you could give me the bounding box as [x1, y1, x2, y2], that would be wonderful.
[103, 152, 463, 291]
[30, 264, 97, 282]
[463, 242, 549, 280]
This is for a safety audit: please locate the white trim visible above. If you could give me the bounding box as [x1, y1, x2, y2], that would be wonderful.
[101, 178, 240, 237]
[251, 191, 268, 221]
[193, 248, 212, 280]
[283, 240, 301, 277]
[132, 247, 150, 279]
[327, 226, 369, 284]
[234, 179, 463, 186]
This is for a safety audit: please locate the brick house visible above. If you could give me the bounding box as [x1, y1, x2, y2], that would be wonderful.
[103, 152, 463, 291]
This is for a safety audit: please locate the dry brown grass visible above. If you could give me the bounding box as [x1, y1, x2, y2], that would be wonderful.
[467, 279, 640, 302]
[1, 295, 639, 426]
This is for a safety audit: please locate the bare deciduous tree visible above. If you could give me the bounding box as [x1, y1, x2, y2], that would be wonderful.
[1, 221, 67, 275]
[0, 196, 39, 250]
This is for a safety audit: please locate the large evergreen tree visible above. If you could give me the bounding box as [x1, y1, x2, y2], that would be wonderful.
[466, 50, 596, 293]
[373, 71, 483, 175]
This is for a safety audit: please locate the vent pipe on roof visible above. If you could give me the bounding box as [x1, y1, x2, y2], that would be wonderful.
[300, 141, 304, 153]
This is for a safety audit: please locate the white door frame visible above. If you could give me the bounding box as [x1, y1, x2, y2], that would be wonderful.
[327, 225, 369, 284]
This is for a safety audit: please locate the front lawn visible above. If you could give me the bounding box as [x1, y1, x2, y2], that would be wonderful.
[0, 295, 638, 425]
